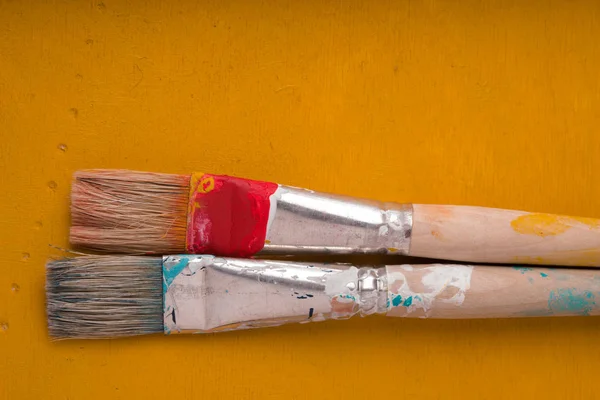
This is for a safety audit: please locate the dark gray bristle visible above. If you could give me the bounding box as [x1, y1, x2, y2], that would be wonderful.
[46, 255, 164, 339]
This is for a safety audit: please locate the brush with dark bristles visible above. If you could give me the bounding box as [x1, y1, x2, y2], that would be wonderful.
[46, 256, 163, 338]
[70, 169, 600, 267]
[46, 254, 600, 339]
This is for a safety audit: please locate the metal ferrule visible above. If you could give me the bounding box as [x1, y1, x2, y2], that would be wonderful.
[162, 255, 389, 334]
[260, 185, 413, 255]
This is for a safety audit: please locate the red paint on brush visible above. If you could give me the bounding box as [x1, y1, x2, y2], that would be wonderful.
[186, 174, 278, 257]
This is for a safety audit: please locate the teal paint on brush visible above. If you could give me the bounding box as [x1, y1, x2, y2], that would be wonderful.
[162, 257, 190, 292]
[392, 295, 403, 307]
[548, 288, 596, 316]
[390, 295, 413, 307]
[513, 266, 533, 274]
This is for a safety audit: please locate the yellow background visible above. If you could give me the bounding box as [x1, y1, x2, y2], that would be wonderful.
[2, 0, 600, 398]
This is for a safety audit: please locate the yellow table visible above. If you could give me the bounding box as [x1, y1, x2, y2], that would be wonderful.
[2, 1, 600, 398]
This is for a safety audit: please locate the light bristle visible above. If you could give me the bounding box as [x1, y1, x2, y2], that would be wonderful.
[46, 255, 164, 339]
[70, 169, 190, 254]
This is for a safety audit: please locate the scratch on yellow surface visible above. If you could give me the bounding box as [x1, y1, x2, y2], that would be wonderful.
[3, 0, 600, 399]
[511, 213, 600, 237]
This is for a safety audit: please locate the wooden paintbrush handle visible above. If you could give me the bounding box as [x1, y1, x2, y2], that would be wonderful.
[409, 204, 600, 266]
[385, 264, 600, 318]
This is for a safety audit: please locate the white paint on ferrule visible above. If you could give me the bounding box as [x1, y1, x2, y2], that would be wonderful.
[325, 267, 359, 296]
[378, 225, 389, 236]
[266, 185, 284, 235]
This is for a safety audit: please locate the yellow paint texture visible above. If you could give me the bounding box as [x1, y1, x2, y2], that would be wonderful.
[511, 213, 600, 237]
[511, 214, 573, 237]
[3, 1, 600, 399]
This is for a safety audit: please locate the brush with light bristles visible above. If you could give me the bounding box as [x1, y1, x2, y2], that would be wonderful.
[71, 169, 600, 266]
[46, 255, 600, 339]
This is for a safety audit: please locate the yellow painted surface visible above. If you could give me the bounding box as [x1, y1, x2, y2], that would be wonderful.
[511, 214, 574, 237]
[3, 0, 600, 398]
[511, 213, 600, 237]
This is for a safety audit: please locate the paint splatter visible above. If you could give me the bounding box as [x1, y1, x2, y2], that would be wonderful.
[430, 230, 443, 240]
[540, 272, 549, 278]
[511, 214, 571, 237]
[511, 213, 600, 237]
[513, 266, 533, 274]
[390, 295, 414, 308]
[330, 296, 357, 315]
[548, 288, 596, 316]
[387, 265, 473, 315]
[162, 257, 189, 292]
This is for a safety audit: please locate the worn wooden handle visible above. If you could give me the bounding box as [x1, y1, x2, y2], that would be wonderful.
[409, 204, 600, 266]
[385, 264, 600, 318]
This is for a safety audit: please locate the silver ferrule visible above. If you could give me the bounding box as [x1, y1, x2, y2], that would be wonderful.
[260, 185, 413, 255]
[162, 255, 389, 334]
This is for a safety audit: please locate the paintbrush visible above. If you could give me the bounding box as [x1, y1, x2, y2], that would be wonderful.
[47, 254, 600, 339]
[70, 169, 600, 266]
